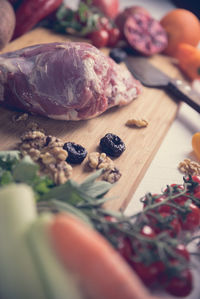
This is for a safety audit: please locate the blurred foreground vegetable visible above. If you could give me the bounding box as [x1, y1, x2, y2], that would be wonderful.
[175, 43, 200, 81]
[0, 183, 158, 299]
[13, 0, 63, 39]
[0, 151, 200, 297]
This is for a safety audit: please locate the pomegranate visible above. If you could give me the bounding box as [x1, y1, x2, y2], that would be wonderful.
[115, 6, 150, 36]
[124, 13, 168, 56]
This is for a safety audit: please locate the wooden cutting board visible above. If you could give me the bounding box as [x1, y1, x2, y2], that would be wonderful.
[0, 28, 181, 211]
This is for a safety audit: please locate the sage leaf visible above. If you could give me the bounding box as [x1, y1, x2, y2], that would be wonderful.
[13, 156, 39, 183]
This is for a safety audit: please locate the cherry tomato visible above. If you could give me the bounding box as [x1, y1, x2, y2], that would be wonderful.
[117, 237, 132, 261]
[194, 190, 200, 200]
[140, 225, 156, 238]
[107, 27, 121, 47]
[143, 194, 172, 213]
[164, 270, 193, 297]
[131, 259, 165, 285]
[192, 175, 200, 194]
[179, 202, 200, 231]
[147, 212, 181, 237]
[175, 244, 190, 261]
[90, 29, 109, 48]
[104, 215, 116, 222]
[155, 195, 173, 213]
[98, 17, 112, 31]
[173, 195, 188, 205]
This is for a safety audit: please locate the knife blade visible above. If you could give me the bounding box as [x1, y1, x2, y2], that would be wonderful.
[110, 48, 200, 113]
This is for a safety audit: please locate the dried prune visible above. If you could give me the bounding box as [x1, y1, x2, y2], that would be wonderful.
[109, 47, 127, 63]
[63, 142, 87, 164]
[100, 133, 125, 157]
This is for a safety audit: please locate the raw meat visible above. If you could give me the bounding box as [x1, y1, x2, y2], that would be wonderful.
[0, 42, 142, 120]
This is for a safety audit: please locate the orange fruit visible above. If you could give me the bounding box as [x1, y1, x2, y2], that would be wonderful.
[160, 9, 200, 57]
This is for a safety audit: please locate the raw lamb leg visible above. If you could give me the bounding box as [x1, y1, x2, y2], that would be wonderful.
[0, 42, 142, 120]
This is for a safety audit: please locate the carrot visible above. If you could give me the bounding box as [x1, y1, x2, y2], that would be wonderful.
[49, 213, 159, 299]
[175, 43, 200, 80]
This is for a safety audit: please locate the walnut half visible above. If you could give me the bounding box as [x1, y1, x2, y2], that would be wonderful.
[126, 118, 148, 128]
[87, 152, 121, 183]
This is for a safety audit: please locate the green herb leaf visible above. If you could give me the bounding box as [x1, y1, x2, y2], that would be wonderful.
[12, 155, 39, 184]
[40, 180, 84, 205]
[80, 169, 112, 198]
[0, 150, 20, 170]
[0, 171, 14, 186]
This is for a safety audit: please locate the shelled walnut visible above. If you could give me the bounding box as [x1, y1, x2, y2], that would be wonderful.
[18, 129, 72, 184]
[178, 159, 200, 176]
[87, 152, 121, 183]
[126, 118, 148, 128]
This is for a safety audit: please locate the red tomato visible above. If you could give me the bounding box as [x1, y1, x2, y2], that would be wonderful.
[147, 212, 181, 237]
[192, 191, 200, 208]
[179, 202, 200, 231]
[104, 215, 116, 222]
[117, 237, 132, 261]
[107, 27, 121, 47]
[90, 29, 109, 48]
[194, 191, 200, 200]
[192, 175, 200, 194]
[164, 270, 193, 297]
[140, 225, 156, 238]
[155, 195, 173, 213]
[131, 259, 165, 286]
[143, 194, 172, 213]
[92, 0, 119, 19]
[98, 17, 112, 31]
[175, 244, 190, 261]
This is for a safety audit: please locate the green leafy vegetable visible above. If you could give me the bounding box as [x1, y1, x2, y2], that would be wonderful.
[13, 156, 39, 183]
[0, 150, 20, 171]
[0, 151, 113, 206]
[0, 151, 54, 198]
[49, 1, 104, 37]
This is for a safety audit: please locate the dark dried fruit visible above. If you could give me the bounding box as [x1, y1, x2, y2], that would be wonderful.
[109, 47, 127, 63]
[63, 142, 87, 164]
[124, 13, 168, 56]
[100, 133, 125, 157]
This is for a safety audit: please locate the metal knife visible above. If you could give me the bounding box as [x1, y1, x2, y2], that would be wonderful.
[110, 48, 200, 113]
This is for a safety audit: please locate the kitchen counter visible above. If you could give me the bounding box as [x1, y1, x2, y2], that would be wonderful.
[123, 1, 200, 299]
